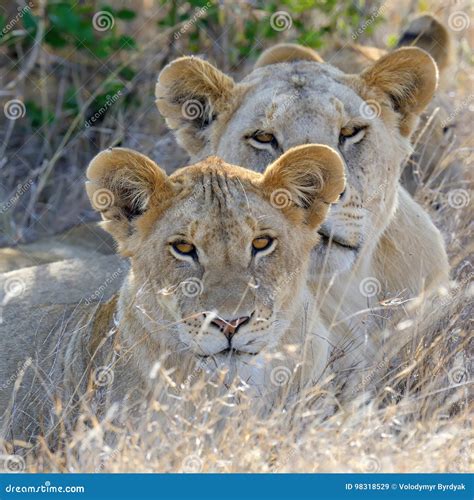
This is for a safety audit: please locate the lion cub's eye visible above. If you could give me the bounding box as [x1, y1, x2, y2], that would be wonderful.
[171, 241, 196, 256]
[252, 236, 274, 254]
[339, 126, 366, 146]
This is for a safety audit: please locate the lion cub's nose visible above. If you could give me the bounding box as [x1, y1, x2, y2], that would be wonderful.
[210, 316, 251, 340]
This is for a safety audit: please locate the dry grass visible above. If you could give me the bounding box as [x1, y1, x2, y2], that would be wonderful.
[0, 0, 472, 473]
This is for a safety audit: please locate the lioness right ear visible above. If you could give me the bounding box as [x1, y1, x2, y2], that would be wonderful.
[86, 148, 172, 247]
[156, 57, 235, 156]
[360, 47, 438, 136]
[261, 144, 345, 228]
[255, 43, 323, 68]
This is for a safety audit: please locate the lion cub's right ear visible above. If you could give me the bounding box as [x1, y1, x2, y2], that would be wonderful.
[86, 148, 172, 250]
[261, 144, 345, 229]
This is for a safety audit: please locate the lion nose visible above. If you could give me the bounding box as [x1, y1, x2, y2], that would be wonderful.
[210, 316, 251, 340]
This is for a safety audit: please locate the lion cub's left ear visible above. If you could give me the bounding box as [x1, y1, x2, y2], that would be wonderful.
[261, 144, 345, 228]
[86, 148, 172, 251]
[360, 47, 438, 137]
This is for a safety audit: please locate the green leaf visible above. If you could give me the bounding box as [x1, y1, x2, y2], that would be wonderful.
[116, 9, 136, 21]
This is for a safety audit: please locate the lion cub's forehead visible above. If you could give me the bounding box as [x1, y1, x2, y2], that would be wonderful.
[169, 161, 267, 237]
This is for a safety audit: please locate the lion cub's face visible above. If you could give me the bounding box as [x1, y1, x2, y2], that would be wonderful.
[86, 145, 344, 366]
[156, 46, 437, 272]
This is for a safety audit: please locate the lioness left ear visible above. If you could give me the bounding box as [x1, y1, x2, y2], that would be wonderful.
[360, 47, 438, 136]
[86, 148, 172, 248]
[261, 144, 345, 228]
[255, 43, 323, 68]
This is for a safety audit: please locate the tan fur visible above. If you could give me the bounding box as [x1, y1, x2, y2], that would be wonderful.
[156, 45, 450, 362]
[255, 43, 324, 67]
[0, 146, 344, 444]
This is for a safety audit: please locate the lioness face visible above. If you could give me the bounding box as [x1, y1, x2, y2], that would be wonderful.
[214, 64, 402, 267]
[156, 46, 437, 273]
[86, 145, 344, 367]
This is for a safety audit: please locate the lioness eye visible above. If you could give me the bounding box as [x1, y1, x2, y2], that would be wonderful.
[249, 131, 279, 150]
[253, 132, 275, 143]
[339, 126, 366, 145]
[172, 241, 196, 256]
[252, 236, 274, 253]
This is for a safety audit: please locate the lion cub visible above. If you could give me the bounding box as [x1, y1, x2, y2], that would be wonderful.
[0, 145, 344, 443]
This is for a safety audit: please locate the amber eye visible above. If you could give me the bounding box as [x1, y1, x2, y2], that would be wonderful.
[339, 126, 366, 145]
[172, 241, 196, 256]
[253, 132, 275, 143]
[252, 236, 274, 253]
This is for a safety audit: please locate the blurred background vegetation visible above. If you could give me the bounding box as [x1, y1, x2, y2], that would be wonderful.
[0, 0, 471, 245]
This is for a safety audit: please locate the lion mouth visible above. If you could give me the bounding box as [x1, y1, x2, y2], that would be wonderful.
[199, 348, 259, 358]
[318, 229, 359, 251]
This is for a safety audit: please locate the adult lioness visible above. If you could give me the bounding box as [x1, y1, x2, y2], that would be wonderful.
[156, 45, 449, 343]
[0, 145, 344, 444]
